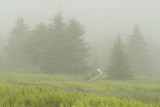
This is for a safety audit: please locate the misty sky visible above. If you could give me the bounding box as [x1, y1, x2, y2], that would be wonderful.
[1, 0, 160, 44]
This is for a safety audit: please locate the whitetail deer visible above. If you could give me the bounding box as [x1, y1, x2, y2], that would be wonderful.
[88, 69, 102, 81]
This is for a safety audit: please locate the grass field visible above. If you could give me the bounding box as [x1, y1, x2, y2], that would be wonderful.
[0, 71, 160, 107]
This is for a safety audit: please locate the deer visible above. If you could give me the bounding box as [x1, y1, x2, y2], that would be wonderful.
[88, 68, 103, 81]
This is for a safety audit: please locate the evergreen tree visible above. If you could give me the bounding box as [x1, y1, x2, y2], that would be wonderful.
[44, 12, 67, 73]
[25, 13, 66, 74]
[128, 24, 151, 75]
[65, 19, 90, 73]
[107, 35, 133, 80]
[4, 17, 31, 69]
[25, 13, 90, 74]
[24, 23, 49, 70]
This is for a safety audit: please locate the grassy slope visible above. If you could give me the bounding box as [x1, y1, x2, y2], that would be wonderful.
[0, 71, 160, 107]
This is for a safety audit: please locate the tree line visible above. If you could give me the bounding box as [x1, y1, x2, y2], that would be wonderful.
[1, 12, 155, 80]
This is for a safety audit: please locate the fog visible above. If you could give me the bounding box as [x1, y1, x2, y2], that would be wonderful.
[1, 1, 160, 106]
[0, 0, 160, 76]
[1, 0, 160, 42]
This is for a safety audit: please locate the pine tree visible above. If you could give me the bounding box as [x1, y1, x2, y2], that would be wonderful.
[128, 24, 151, 75]
[4, 17, 31, 70]
[25, 12, 90, 74]
[107, 35, 133, 80]
[65, 19, 90, 73]
[25, 12, 67, 74]
[24, 23, 49, 69]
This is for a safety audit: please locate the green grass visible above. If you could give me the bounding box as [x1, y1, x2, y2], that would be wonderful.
[0, 71, 160, 107]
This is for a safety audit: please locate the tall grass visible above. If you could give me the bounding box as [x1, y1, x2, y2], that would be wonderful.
[0, 71, 159, 107]
[0, 85, 154, 107]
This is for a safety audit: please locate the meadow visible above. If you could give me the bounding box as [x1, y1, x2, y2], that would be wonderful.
[0, 71, 160, 107]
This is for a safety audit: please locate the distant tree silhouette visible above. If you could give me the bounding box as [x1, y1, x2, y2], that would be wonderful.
[25, 12, 90, 74]
[107, 35, 134, 80]
[127, 24, 152, 75]
[4, 17, 32, 70]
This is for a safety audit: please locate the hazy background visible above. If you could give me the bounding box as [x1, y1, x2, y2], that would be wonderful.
[0, 0, 160, 76]
[1, 0, 160, 43]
